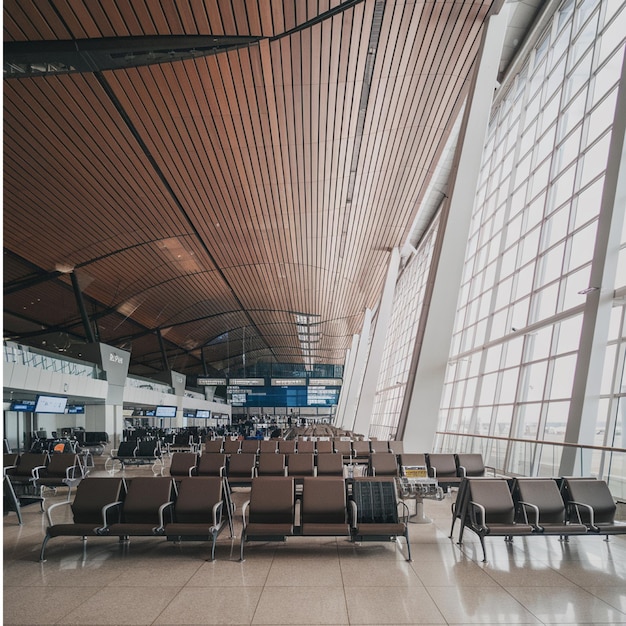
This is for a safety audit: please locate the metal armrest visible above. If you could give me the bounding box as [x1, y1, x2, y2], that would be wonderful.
[397, 500, 410, 524]
[518, 501, 540, 529]
[3, 465, 17, 476]
[241, 500, 250, 531]
[568, 501, 597, 530]
[100, 501, 123, 530]
[212, 501, 223, 528]
[156, 501, 175, 532]
[31, 465, 47, 480]
[44, 499, 72, 527]
[468, 500, 487, 531]
[348, 500, 358, 529]
[457, 466, 467, 477]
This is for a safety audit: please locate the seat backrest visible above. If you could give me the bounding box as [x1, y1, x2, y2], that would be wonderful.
[315, 440, 333, 454]
[455, 453, 486, 477]
[204, 439, 223, 453]
[13, 453, 48, 476]
[333, 440, 352, 455]
[71, 478, 124, 524]
[227, 453, 257, 477]
[116, 441, 137, 457]
[174, 477, 222, 524]
[3, 453, 19, 469]
[223, 439, 242, 455]
[259, 440, 278, 454]
[563, 477, 616, 524]
[369, 440, 390, 454]
[122, 477, 173, 524]
[427, 453, 457, 477]
[301, 477, 347, 525]
[370, 453, 399, 476]
[241, 440, 260, 454]
[287, 453, 315, 476]
[169, 452, 198, 477]
[351, 479, 398, 523]
[248, 477, 294, 525]
[316, 453, 344, 476]
[352, 441, 371, 456]
[136, 440, 159, 457]
[296, 440, 315, 454]
[514, 478, 566, 524]
[257, 453, 286, 476]
[196, 453, 226, 476]
[278, 440, 296, 455]
[467, 478, 515, 525]
[399, 453, 427, 469]
[388, 441, 404, 455]
[44, 453, 79, 477]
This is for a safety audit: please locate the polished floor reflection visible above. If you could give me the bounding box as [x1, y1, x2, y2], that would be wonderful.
[4, 463, 626, 625]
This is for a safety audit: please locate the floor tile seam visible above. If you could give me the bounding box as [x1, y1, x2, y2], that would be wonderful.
[249, 549, 283, 626]
[34, 583, 105, 625]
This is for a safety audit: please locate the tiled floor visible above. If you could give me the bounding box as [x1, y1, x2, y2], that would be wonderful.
[4, 460, 626, 625]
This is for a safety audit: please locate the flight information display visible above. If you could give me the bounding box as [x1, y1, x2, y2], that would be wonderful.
[229, 385, 339, 407]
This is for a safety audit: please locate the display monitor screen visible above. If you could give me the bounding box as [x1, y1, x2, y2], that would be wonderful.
[67, 404, 85, 414]
[9, 400, 35, 411]
[34, 395, 68, 414]
[196, 409, 211, 418]
[155, 405, 177, 418]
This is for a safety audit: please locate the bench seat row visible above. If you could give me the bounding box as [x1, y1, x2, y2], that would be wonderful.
[240, 476, 411, 561]
[451, 476, 626, 561]
[40, 476, 232, 562]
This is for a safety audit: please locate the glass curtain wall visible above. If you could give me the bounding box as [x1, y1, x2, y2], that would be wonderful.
[369, 215, 440, 440]
[436, 0, 625, 486]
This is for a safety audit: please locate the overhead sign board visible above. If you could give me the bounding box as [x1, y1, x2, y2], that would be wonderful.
[308, 378, 342, 386]
[271, 378, 306, 386]
[229, 378, 265, 386]
[197, 377, 227, 386]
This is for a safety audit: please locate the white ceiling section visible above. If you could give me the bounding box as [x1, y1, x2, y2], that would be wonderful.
[3, 0, 499, 378]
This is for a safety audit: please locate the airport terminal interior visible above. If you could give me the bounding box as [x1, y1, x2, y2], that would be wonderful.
[4, 0, 626, 624]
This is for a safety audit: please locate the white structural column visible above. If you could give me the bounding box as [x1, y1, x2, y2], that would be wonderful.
[399, 6, 509, 451]
[559, 48, 626, 476]
[340, 309, 373, 433]
[336, 339, 358, 428]
[353, 248, 401, 436]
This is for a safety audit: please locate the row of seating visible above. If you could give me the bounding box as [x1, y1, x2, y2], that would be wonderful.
[40, 476, 233, 562]
[450, 476, 626, 561]
[168, 451, 491, 485]
[240, 476, 411, 561]
[169, 451, 347, 481]
[105, 441, 164, 474]
[40, 475, 410, 563]
[203, 438, 405, 457]
[4, 452, 85, 499]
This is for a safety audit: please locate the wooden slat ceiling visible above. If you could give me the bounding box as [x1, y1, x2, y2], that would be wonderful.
[3, 0, 497, 379]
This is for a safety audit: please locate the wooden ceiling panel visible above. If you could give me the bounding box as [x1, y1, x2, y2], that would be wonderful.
[4, 0, 498, 376]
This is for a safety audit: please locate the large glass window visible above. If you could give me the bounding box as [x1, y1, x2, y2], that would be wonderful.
[369, 215, 440, 439]
[434, 0, 626, 480]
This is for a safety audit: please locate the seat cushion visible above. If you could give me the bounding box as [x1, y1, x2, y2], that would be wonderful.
[301, 523, 350, 536]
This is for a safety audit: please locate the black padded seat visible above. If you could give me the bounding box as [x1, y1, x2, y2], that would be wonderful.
[457, 478, 534, 561]
[165, 476, 230, 560]
[300, 477, 350, 537]
[240, 477, 295, 560]
[563, 477, 626, 536]
[105, 477, 174, 538]
[39, 477, 124, 561]
[514, 478, 587, 536]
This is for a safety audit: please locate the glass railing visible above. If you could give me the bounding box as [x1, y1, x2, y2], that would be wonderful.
[125, 375, 174, 395]
[3, 342, 101, 378]
[435, 431, 626, 501]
